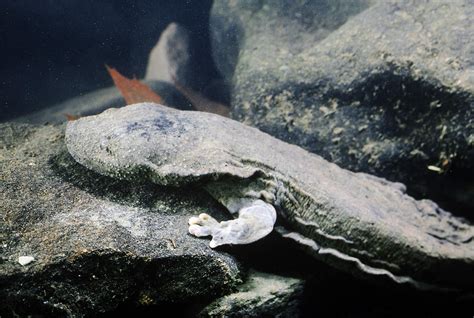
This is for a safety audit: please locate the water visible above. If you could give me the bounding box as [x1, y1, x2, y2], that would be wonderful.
[1, 1, 473, 317]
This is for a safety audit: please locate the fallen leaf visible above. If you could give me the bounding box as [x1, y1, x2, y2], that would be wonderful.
[64, 113, 81, 121]
[106, 65, 162, 105]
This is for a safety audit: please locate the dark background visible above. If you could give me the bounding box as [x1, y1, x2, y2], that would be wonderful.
[0, 0, 219, 121]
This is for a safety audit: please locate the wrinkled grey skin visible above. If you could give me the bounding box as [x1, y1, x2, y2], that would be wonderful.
[66, 103, 474, 292]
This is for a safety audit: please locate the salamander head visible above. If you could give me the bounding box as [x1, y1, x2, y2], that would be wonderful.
[65, 103, 256, 185]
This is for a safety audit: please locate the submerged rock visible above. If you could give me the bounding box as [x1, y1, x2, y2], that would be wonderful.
[0, 122, 242, 317]
[210, 0, 474, 214]
[145, 23, 193, 86]
[200, 270, 304, 317]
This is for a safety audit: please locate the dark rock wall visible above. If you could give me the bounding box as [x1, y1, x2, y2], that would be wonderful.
[210, 0, 474, 217]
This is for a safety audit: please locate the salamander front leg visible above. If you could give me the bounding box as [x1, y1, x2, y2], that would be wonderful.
[188, 199, 277, 248]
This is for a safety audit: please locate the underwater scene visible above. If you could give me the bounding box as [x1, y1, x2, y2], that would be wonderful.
[1, 1, 473, 317]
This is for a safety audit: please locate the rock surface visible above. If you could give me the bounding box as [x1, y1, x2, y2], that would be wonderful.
[210, 0, 474, 214]
[65, 103, 474, 292]
[145, 23, 192, 86]
[200, 270, 303, 317]
[0, 122, 242, 317]
[13, 80, 193, 125]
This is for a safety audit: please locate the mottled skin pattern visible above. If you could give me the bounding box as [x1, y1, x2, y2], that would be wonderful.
[66, 103, 474, 292]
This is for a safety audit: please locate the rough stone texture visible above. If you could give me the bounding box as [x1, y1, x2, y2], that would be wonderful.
[145, 23, 192, 86]
[210, 0, 474, 214]
[65, 103, 474, 292]
[199, 270, 303, 317]
[0, 122, 242, 317]
[210, 0, 372, 83]
[13, 80, 193, 125]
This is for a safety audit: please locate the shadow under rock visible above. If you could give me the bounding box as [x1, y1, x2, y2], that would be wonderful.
[226, 233, 473, 318]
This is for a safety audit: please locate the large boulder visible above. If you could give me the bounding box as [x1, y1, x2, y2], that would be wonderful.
[210, 0, 474, 215]
[0, 122, 242, 316]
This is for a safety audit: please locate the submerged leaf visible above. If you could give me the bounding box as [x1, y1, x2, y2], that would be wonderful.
[106, 65, 162, 105]
[64, 113, 81, 121]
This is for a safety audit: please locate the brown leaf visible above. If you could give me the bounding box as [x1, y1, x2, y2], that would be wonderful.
[106, 65, 162, 105]
[64, 113, 81, 121]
